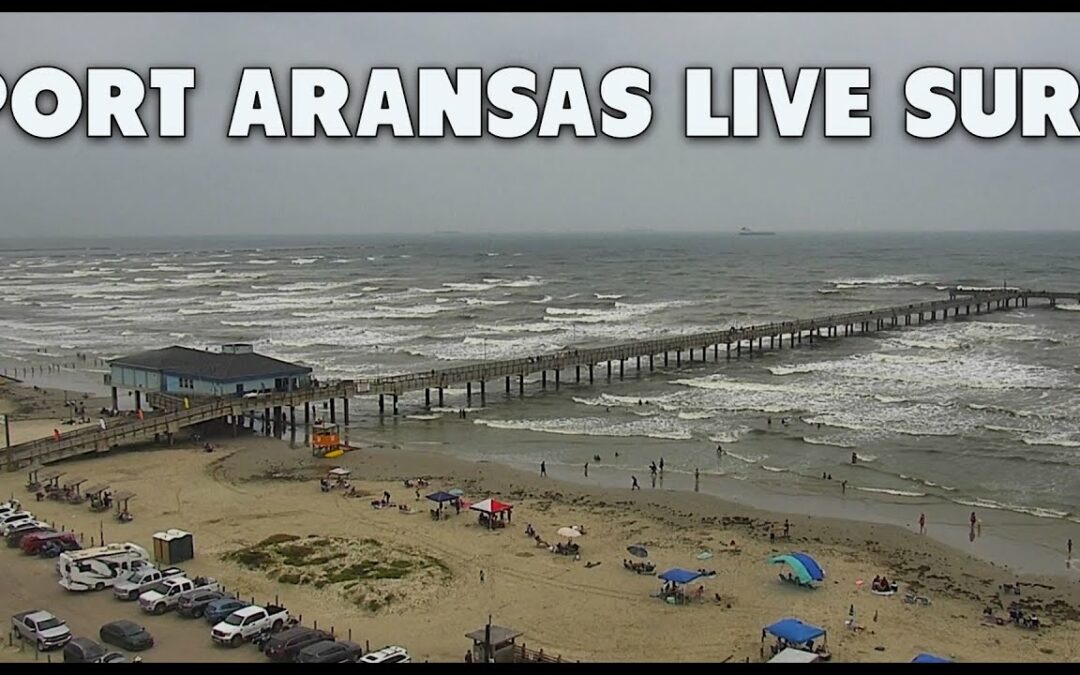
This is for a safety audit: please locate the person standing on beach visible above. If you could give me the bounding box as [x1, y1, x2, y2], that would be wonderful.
[540, 461, 547, 477]
[479, 569, 485, 584]
[841, 480, 847, 494]
[918, 513, 926, 535]
[659, 457, 665, 475]
[1068, 538, 1073, 567]
[584, 462, 589, 478]
[694, 468, 700, 493]
[783, 519, 790, 537]
[631, 476, 640, 490]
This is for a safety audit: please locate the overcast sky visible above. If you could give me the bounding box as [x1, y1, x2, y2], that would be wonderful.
[1, 12, 1079, 237]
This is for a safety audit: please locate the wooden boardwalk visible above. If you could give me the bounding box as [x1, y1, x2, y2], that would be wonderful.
[4, 287, 1076, 464]
[355, 288, 1079, 412]
[4, 382, 355, 469]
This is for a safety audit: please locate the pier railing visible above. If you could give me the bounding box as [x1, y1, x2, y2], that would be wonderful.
[357, 289, 1077, 395]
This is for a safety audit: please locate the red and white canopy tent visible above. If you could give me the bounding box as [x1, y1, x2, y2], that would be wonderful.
[469, 497, 514, 528]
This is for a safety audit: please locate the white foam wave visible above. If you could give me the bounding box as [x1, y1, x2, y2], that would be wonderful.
[594, 293, 624, 299]
[473, 416, 694, 441]
[855, 487, 926, 498]
[953, 497, 1069, 520]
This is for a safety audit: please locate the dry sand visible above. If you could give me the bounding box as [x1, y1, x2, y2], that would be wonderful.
[2, 414, 1078, 663]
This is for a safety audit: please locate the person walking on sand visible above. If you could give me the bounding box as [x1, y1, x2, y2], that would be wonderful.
[479, 569, 485, 584]
[540, 461, 547, 477]
[631, 476, 640, 490]
[919, 513, 926, 535]
[659, 457, 665, 474]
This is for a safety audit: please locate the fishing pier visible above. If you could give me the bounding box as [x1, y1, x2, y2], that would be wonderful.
[3, 287, 1076, 468]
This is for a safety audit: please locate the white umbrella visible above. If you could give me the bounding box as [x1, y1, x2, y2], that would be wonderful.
[557, 527, 582, 539]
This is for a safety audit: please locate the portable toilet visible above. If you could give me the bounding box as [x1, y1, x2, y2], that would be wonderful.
[152, 529, 194, 565]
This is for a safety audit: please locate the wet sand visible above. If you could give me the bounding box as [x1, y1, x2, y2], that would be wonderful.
[2, 417, 1078, 662]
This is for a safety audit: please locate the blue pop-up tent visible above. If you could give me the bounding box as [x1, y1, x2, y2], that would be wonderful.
[657, 568, 702, 585]
[911, 653, 952, 663]
[763, 618, 827, 646]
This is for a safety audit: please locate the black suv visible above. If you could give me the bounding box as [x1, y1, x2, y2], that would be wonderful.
[264, 627, 333, 662]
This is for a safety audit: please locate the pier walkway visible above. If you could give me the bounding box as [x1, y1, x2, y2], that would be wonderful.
[355, 288, 1078, 413]
[4, 288, 1076, 466]
[4, 382, 356, 469]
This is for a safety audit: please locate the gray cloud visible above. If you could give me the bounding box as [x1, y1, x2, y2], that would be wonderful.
[1, 12, 1079, 236]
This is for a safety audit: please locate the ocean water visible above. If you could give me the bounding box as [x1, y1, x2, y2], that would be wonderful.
[1, 231, 1078, 532]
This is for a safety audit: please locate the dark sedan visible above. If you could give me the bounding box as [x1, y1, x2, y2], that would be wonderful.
[296, 640, 363, 663]
[99, 620, 154, 651]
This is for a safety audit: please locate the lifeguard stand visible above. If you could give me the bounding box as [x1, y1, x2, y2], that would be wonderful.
[311, 423, 343, 458]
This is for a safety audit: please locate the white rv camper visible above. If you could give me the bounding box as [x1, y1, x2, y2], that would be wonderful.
[57, 542, 151, 592]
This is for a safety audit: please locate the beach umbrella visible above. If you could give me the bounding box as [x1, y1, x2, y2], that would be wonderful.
[768, 554, 822, 586]
[626, 545, 648, 558]
[557, 527, 582, 539]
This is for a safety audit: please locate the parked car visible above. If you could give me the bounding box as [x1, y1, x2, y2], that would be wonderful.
[212, 604, 290, 648]
[203, 598, 250, 625]
[11, 610, 73, 651]
[360, 645, 411, 663]
[99, 620, 154, 651]
[39, 538, 81, 558]
[113, 566, 185, 601]
[177, 589, 228, 618]
[296, 639, 364, 663]
[100, 652, 130, 663]
[21, 531, 78, 555]
[263, 626, 331, 661]
[0, 499, 23, 514]
[139, 576, 220, 614]
[63, 637, 109, 663]
[5, 522, 53, 548]
[0, 511, 35, 535]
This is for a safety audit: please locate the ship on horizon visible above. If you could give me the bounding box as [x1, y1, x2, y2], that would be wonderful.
[738, 226, 775, 236]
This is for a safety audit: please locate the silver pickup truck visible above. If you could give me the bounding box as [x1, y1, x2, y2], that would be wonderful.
[11, 610, 72, 650]
[113, 566, 185, 601]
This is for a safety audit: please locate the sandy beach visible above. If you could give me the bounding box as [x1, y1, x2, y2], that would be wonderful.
[2, 392, 1078, 663]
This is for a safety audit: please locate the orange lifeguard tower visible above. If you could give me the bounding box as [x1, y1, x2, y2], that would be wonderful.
[311, 423, 343, 458]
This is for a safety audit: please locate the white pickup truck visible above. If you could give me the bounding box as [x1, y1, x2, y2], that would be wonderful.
[211, 604, 289, 647]
[113, 566, 185, 601]
[138, 576, 220, 615]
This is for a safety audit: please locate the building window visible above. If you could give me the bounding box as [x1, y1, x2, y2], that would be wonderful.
[178, 377, 195, 389]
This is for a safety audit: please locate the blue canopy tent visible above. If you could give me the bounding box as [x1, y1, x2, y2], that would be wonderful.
[658, 568, 702, 585]
[761, 617, 829, 660]
[764, 618, 826, 645]
[911, 653, 952, 663]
